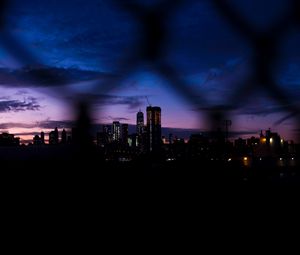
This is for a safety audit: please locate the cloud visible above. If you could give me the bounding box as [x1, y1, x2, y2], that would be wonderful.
[106, 116, 130, 122]
[81, 94, 146, 110]
[15, 90, 29, 95]
[239, 105, 287, 116]
[196, 103, 299, 118]
[0, 120, 75, 130]
[228, 130, 259, 138]
[0, 123, 37, 129]
[14, 132, 42, 137]
[35, 120, 75, 129]
[0, 66, 114, 88]
[162, 127, 258, 139]
[0, 97, 40, 112]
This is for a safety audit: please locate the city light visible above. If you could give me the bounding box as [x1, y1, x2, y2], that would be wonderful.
[270, 138, 273, 144]
[166, 158, 176, 162]
[243, 157, 248, 161]
[228, 158, 232, 162]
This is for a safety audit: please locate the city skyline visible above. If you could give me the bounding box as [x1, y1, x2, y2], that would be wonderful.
[0, 0, 300, 143]
[0, 106, 295, 146]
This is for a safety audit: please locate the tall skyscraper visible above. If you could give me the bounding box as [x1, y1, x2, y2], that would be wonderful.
[49, 127, 59, 145]
[136, 110, 144, 136]
[122, 124, 129, 145]
[102, 125, 112, 144]
[61, 129, 67, 144]
[103, 125, 111, 135]
[112, 121, 121, 142]
[41, 132, 45, 144]
[146, 106, 161, 152]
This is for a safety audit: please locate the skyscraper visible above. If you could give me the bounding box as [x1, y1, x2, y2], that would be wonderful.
[112, 121, 121, 142]
[49, 127, 59, 145]
[61, 129, 67, 144]
[41, 132, 45, 145]
[146, 106, 161, 152]
[122, 124, 129, 145]
[136, 110, 144, 136]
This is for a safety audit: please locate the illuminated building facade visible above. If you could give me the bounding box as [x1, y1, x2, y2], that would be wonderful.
[146, 106, 162, 152]
[122, 124, 129, 145]
[136, 111, 144, 136]
[112, 121, 121, 142]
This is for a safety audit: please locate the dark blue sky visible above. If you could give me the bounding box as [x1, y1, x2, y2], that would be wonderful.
[0, 0, 300, 141]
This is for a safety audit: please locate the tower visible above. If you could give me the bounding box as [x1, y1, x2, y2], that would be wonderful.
[49, 127, 59, 145]
[146, 106, 161, 152]
[41, 132, 45, 144]
[122, 124, 129, 145]
[61, 129, 67, 144]
[112, 121, 121, 142]
[136, 110, 144, 136]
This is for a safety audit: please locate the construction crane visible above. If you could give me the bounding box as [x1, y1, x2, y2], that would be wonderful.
[145, 96, 152, 107]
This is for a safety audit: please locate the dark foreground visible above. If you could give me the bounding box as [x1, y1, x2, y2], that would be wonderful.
[1, 145, 299, 191]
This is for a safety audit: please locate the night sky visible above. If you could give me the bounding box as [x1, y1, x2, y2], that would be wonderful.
[0, 0, 300, 143]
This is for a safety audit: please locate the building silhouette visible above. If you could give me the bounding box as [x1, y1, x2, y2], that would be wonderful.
[0, 133, 20, 146]
[49, 127, 59, 145]
[146, 106, 162, 152]
[61, 129, 67, 144]
[33, 135, 43, 145]
[122, 124, 129, 145]
[136, 110, 144, 136]
[41, 132, 45, 145]
[112, 121, 121, 142]
[103, 125, 111, 134]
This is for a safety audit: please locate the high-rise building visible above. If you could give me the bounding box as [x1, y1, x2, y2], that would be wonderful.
[41, 132, 45, 144]
[33, 135, 42, 145]
[136, 110, 144, 136]
[102, 125, 112, 144]
[49, 127, 59, 145]
[0, 133, 20, 146]
[146, 106, 162, 152]
[103, 125, 111, 134]
[112, 121, 121, 142]
[61, 129, 67, 144]
[122, 124, 129, 145]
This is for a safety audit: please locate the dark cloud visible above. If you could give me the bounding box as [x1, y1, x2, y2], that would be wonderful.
[106, 116, 130, 122]
[0, 120, 74, 130]
[0, 123, 36, 129]
[240, 105, 287, 116]
[15, 90, 29, 95]
[0, 66, 114, 88]
[0, 97, 40, 112]
[81, 94, 146, 110]
[35, 120, 75, 129]
[14, 132, 41, 137]
[196, 103, 298, 118]
[162, 127, 258, 139]
[238, 104, 299, 117]
[101, 95, 145, 109]
[228, 130, 259, 138]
